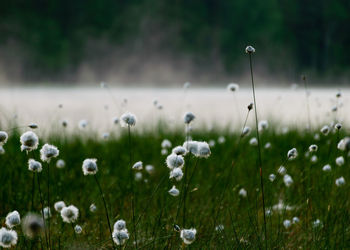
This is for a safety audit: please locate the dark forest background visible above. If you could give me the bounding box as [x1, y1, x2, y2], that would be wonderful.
[0, 0, 349, 84]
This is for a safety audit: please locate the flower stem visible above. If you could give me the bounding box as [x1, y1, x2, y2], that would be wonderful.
[37, 173, 49, 250]
[31, 172, 35, 211]
[47, 162, 52, 249]
[248, 52, 267, 248]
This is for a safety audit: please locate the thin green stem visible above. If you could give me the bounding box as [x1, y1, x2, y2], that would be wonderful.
[37, 173, 49, 250]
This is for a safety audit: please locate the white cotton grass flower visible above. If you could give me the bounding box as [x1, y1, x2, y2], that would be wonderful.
[238, 188, 247, 198]
[82, 158, 98, 175]
[283, 220, 292, 229]
[249, 137, 258, 146]
[168, 185, 180, 197]
[56, 159, 65, 169]
[132, 161, 143, 170]
[283, 175, 293, 187]
[20, 131, 39, 152]
[74, 225, 82, 234]
[161, 139, 172, 149]
[258, 120, 268, 131]
[184, 112, 195, 124]
[313, 219, 323, 228]
[0, 227, 18, 248]
[89, 204, 97, 213]
[54, 201, 66, 212]
[42, 207, 51, 219]
[113, 117, 119, 125]
[28, 123, 38, 129]
[335, 123, 342, 130]
[227, 83, 239, 92]
[172, 146, 187, 156]
[209, 140, 215, 147]
[28, 159, 42, 172]
[245, 45, 255, 53]
[196, 141, 211, 158]
[278, 166, 287, 175]
[180, 228, 197, 245]
[102, 132, 109, 140]
[336, 156, 344, 166]
[183, 141, 198, 155]
[0, 131, 8, 145]
[335, 176, 345, 187]
[78, 119, 88, 129]
[0, 146, 5, 155]
[314, 133, 320, 141]
[269, 174, 276, 182]
[265, 209, 273, 217]
[292, 217, 300, 224]
[272, 200, 295, 212]
[113, 228, 129, 245]
[166, 154, 184, 169]
[145, 165, 155, 174]
[61, 119, 68, 127]
[287, 148, 298, 160]
[161, 148, 168, 155]
[337, 137, 350, 151]
[22, 213, 44, 239]
[242, 126, 251, 137]
[218, 136, 225, 144]
[114, 220, 126, 231]
[310, 155, 318, 163]
[135, 172, 142, 181]
[120, 112, 136, 127]
[264, 142, 271, 149]
[5, 211, 20, 228]
[169, 168, 183, 181]
[320, 125, 330, 135]
[309, 144, 318, 152]
[322, 164, 331, 172]
[215, 224, 224, 232]
[40, 144, 59, 163]
[60, 205, 79, 223]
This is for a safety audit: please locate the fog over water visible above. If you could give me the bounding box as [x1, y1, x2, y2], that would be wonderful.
[0, 86, 346, 134]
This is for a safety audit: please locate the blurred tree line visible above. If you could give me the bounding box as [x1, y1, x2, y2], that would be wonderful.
[0, 0, 349, 81]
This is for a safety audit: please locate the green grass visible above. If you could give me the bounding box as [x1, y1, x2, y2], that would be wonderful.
[1, 127, 349, 249]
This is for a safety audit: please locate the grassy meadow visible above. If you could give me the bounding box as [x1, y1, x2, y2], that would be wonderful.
[1, 122, 349, 249]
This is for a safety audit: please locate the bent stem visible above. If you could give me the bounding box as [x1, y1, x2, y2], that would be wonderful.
[37, 174, 49, 250]
[94, 175, 115, 248]
[248, 52, 267, 248]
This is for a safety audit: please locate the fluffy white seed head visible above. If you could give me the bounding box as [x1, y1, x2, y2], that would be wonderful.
[172, 146, 187, 156]
[61, 119, 68, 127]
[242, 127, 251, 137]
[180, 228, 197, 245]
[166, 154, 184, 169]
[5, 211, 20, 228]
[184, 112, 195, 124]
[60, 205, 79, 223]
[218, 136, 226, 144]
[28, 159, 42, 172]
[258, 120, 268, 131]
[54, 201, 66, 213]
[269, 174, 276, 182]
[335, 123, 342, 130]
[21, 213, 44, 239]
[114, 220, 126, 231]
[336, 156, 344, 166]
[287, 148, 298, 160]
[0, 131, 8, 145]
[309, 144, 318, 152]
[337, 137, 350, 151]
[197, 141, 211, 158]
[40, 144, 59, 163]
[113, 117, 119, 125]
[283, 220, 292, 229]
[320, 125, 330, 135]
[227, 83, 239, 92]
[322, 164, 331, 172]
[168, 186, 180, 197]
[310, 155, 318, 163]
[0, 146, 5, 155]
[313, 219, 322, 228]
[145, 165, 155, 174]
[264, 142, 271, 149]
[238, 188, 247, 198]
[74, 225, 82, 234]
[0, 227, 18, 248]
[20, 131, 39, 152]
[283, 175, 293, 187]
[183, 141, 198, 155]
[245, 45, 256, 53]
[135, 172, 143, 181]
[335, 176, 345, 186]
[169, 168, 183, 181]
[82, 158, 98, 175]
[56, 159, 65, 169]
[78, 119, 88, 129]
[249, 137, 258, 146]
[89, 203, 97, 213]
[132, 161, 143, 170]
[42, 207, 51, 219]
[292, 217, 300, 224]
[278, 166, 287, 175]
[112, 229, 129, 245]
[120, 112, 136, 127]
[161, 139, 172, 149]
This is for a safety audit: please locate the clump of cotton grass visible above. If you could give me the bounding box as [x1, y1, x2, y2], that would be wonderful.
[322, 164, 332, 172]
[166, 154, 184, 169]
[183, 141, 198, 155]
[180, 228, 197, 245]
[60, 205, 79, 223]
[258, 120, 268, 131]
[335, 177, 345, 187]
[54, 201, 66, 212]
[40, 144, 59, 163]
[238, 188, 247, 198]
[227, 83, 239, 92]
[78, 119, 88, 129]
[172, 146, 187, 156]
[120, 112, 136, 127]
[112, 220, 129, 246]
[0, 131, 8, 145]
[169, 168, 183, 181]
[22, 213, 44, 239]
[283, 220, 292, 229]
[145, 165, 154, 174]
[20, 131, 39, 152]
[89, 204, 97, 213]
[337, 137, 350, 151]
[82, 158, 98, 175]
[336, 156, 344, 166]
[28, 159, 42, 172]
[283, 175, 293, 187]
[56, 159, 65, 169]
[169, 185, 180, 197]
[161, 139, 172, 149]
[269, 174, 276, 182]
[5, 211, 20, 228]
[132, 161, 143, 170]
[309, 144, 318, 152]
[287, 148, 298, 160]
[249, 137, 258, 146]
[184, 112, 195, 124]
[320, 125, 330, 135]
[0, 227, 18, 248]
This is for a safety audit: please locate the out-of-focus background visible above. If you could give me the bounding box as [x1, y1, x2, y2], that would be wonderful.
[0, 0, 349, 85]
